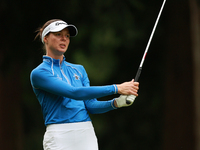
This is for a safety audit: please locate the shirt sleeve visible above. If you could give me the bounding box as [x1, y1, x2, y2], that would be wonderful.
[81, 67, 118, 114]
[30, 67, 117, 100]
[84, 99, 117, 114]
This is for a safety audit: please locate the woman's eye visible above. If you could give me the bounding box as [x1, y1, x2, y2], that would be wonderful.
[54, 33, 70, 38]
[56, 33, 61, 36]
[66, 34, 70, 38]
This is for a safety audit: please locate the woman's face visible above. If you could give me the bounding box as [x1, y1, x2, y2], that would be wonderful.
[44, 28, 70, 57]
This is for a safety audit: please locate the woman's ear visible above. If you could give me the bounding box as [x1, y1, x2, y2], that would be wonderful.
[43, 36, 48, 44]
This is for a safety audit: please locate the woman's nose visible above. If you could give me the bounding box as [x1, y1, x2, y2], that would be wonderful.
[61, 35, 67, 40]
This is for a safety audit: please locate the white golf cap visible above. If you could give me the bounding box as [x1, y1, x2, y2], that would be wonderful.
[41, 20, 78, 43]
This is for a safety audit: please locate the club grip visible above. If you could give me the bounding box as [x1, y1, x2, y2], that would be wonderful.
[134, 67, 142, 82]
[126, 95, 136, 104]
[126, 67, 142, 104]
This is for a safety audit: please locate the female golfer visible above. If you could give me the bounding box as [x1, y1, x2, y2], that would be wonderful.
[30, 19, 139, 150]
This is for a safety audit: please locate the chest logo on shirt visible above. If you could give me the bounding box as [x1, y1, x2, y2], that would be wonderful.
[56, 74, 62, 80]
[73, 73, 80, 80]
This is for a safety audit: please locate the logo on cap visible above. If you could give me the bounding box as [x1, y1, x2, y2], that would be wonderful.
[55, 22, 67, 26]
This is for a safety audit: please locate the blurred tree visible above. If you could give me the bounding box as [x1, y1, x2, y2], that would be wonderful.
[0, 1, 25, 149]
[190, 0, 200, 150]
[163, 0, 200, 149]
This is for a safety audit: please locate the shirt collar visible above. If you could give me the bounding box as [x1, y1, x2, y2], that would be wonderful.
[43, 55, 66, 65]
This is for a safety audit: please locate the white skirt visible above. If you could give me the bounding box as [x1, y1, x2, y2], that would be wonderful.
[43, 121, 99, 150]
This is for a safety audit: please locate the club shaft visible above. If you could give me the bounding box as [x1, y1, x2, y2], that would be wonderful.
[140, 0, 166, 68]
[136, 0, 166, 79]
[126, 0, 166, 105]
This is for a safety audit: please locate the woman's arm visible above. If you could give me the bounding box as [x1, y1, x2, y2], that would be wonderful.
[30, 68, 117, 100]
[84, 99, 117, 114]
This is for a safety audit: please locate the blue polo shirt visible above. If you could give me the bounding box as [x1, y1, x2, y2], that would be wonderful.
[30, 56, 117, 126]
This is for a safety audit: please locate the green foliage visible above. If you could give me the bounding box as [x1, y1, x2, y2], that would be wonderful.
[64, 0, 148, 84]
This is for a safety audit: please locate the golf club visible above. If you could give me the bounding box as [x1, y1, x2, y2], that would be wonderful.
[126, 0, 166, 104]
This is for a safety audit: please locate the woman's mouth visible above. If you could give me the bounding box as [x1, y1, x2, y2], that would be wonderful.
[60, 44, 66, 49]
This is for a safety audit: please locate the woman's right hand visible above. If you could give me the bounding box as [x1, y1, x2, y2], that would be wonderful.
[116, 79, 139, 96]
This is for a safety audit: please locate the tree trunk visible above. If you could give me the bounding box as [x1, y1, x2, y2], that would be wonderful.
[190, 0, 200, 150]
[0, 66, 23, 150]
[163, 0, 195, 149]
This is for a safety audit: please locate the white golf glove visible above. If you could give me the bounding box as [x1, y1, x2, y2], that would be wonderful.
[115, 95, 136, 108]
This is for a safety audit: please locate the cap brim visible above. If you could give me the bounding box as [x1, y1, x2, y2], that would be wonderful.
[50, 24, 78, 37]
[67, 25, 78, 37]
